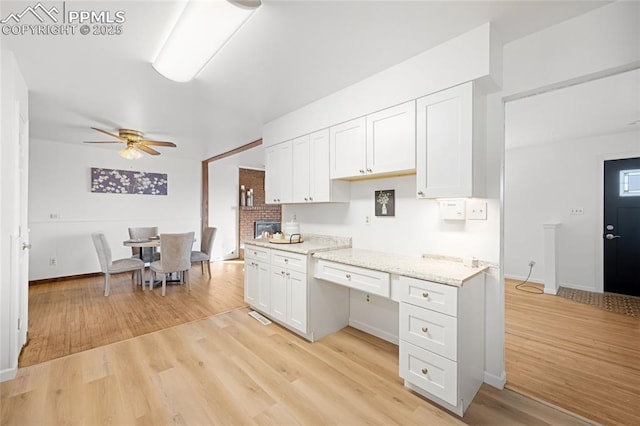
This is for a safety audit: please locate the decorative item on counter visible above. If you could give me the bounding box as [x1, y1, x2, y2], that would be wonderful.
[284, 218, 301, 241]
[240, 185, 246, 206]
[375, 189, 395, 216]
[273, 232, 284, 240]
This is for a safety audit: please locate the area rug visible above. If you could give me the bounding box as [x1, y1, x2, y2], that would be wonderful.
[557, 287, 640, 318]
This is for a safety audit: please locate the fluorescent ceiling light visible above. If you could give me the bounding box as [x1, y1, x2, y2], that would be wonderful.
[153, 0, 261, 83]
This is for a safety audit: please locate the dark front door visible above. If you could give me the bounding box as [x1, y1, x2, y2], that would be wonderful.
[604, 157, 640, 296]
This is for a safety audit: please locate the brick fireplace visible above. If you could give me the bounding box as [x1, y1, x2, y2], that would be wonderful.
[238, 168, 281, 258]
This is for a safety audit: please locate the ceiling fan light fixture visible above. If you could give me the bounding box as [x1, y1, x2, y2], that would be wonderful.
[152, 0, 261, 83]
[119, 146, 143, 160]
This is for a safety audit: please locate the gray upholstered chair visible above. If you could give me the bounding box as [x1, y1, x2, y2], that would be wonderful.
[150, 232, 194, 296]
[191, 227, 217, 278]
[91, 233, 145, 296]
[128, 226, 161, 262]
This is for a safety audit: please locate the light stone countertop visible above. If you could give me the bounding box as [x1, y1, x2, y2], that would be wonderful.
[312, 248, 488, 286]
[244, 234, 352, 255]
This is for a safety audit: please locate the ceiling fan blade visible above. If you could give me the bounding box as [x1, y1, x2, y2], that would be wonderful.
[84, 141, 121, 144]
[140, 140, 177, 147]
[91, 127, 128, 142]
[136, 144, 161, 155]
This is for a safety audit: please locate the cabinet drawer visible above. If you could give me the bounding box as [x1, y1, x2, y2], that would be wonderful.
[399, 341, 458, 406]
[245, 245, 270, 262]
[399, 276, 457, 316]
[314, 260, 390, 297]
[271, 250, 307, 273]
[400, 303, 457, 361]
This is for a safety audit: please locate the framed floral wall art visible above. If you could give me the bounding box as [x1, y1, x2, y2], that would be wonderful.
[91, 167, 168, 195]
[375, 189, 395, 216]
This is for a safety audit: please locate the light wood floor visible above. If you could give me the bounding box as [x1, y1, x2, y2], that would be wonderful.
[505, 279, 640, 426]
[20, 261, 247, 367]
[2, 306, 589, 425]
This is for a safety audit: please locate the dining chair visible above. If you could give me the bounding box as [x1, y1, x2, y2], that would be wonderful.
[91, 233, 145, 296]
[191, 227, 217, 278]
[150, 232, 195, 296]
[128, 226, 161, 262]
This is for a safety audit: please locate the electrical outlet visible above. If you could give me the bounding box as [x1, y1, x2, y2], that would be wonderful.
[570, 207, 584, 215]
[528, 260, 536, 268]
[366, 294, 371, 303]
[365, 215, 371, 225]
[293, 214, 297, 221]
[49, 258, 57, 266]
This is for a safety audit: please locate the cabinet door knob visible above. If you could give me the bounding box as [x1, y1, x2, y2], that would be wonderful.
[422, 292, 429, 298]
[309, 196, 313, 201]
[273, 199, 277, 202]
[417, 191, 424, 196]
[366, 168, 372, 173]
[421, 368, 429, 375]
[359, 169, 365, 174]
[281, 271, 285, 276]
[421, 327, 429, 333]
[304, 197, 308, 201]
[286, 272, 290, 277]
[346, 274, 351, 280]
[284, 258, 288, 263]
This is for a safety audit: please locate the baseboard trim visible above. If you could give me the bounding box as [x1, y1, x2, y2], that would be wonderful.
[29, 272, 103, 285]
[1, 366, 17, 383]
[348, 319, 399, 345]
[504, 274, 543, 284]
[484, 370, 506, 389]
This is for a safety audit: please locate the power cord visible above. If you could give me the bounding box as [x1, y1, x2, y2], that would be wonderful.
[515, 262, 543, 294]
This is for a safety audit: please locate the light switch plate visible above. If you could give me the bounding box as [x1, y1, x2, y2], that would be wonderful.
[467, 200, 487, 220]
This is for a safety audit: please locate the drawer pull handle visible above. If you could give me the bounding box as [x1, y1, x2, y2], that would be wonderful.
[253, 251, 257, 255]
[421, 368, 428, 375]
[421, 327, 429, 333]
[422, 292, 429, 298]
[346, 274, 351, 280]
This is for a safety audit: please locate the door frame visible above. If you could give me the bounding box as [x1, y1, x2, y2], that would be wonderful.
[595, 151, 640, 293]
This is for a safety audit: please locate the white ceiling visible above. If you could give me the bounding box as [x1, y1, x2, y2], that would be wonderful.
[506, 69, 640, 150]
[1, 0, 610, 161]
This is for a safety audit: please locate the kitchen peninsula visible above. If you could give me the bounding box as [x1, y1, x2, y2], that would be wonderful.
[244, 236, 487, 416]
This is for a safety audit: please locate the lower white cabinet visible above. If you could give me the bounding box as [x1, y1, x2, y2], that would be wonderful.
[398, 274, 485, 416]
[244, 245, 350, 339]
[244, 246, 270, 312]
[268, 250, 307, 333]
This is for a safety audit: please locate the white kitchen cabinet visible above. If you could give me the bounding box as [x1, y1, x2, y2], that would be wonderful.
[329, 117, 366, 179]
[330, 101, 416, 180]
[244, 244, 350, 341]
[265, 141, 293, 204]
[366, 101, 416, 176]
[416, 81, 485, 198]
[314, 259, 390, 298]
[398, 274, 484, 416]
[244, 246, 270, 312]
[269, 250, 308, 333]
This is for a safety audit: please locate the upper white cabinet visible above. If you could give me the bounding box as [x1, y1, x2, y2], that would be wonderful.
[329, 117, 366, 179]
[291, 129, 350, 203]
[366, 101, 416, 176]
[265, 141, 293, 204]
[330, 101, 416, 180]
[416, 82, 484, 198]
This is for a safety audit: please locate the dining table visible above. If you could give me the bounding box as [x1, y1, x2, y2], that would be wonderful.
[123, 236, 194, 288]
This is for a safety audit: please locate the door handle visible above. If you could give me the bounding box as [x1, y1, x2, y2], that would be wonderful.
[21, 242, 32, 250]
[605, 233, 621, 240]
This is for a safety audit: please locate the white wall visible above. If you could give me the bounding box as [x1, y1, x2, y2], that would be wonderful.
[208, 161, 239, 261]
[284, 176, 498, 261]
[28, 139, 201, 280]
[505, 130, 640, 291]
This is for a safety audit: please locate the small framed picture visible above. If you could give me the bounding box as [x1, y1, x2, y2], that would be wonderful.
[375, 189, 395, 216]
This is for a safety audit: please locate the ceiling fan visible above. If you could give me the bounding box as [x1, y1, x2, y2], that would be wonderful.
[84, 127, 177, 159]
